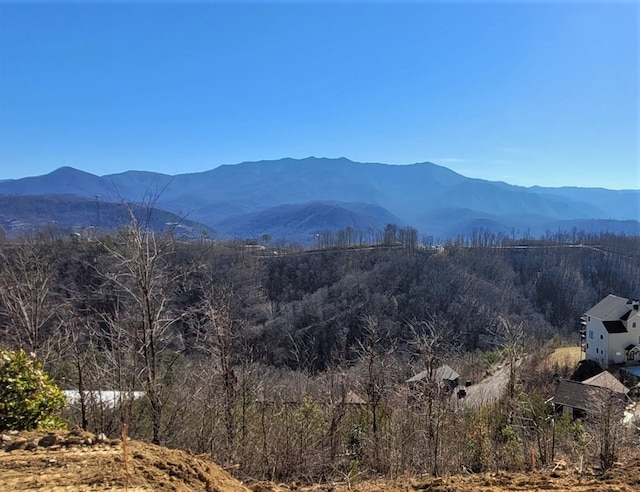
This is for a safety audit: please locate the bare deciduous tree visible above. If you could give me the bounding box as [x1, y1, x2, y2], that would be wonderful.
[356, 314, 395, 472]
[198, 287, 238, 459]
[0, 238, 59, 360]
[586, 389, 627, 470]
[407, 317, 457, 476]
[98, 206, 185, 444]
[491, 317, 525, 400]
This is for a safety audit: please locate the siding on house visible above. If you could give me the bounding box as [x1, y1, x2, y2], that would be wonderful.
[583, 295, 640, 368]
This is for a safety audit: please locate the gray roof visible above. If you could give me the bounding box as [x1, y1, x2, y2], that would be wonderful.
[406, 364, 460, 383]
[582, 371, 629, 394]
[406, 368, 430, 383]
[435, 364, 460, 382]
[586, 295, 629, 320]
[342, 390, 366, 405]
[553, 379, 627, 412]
[553, 380, 608, 411]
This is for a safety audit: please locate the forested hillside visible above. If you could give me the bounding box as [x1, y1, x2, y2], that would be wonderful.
[0, 225, 638, 481]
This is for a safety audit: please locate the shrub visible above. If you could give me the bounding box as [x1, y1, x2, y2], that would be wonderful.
[0, 349, 66, 431]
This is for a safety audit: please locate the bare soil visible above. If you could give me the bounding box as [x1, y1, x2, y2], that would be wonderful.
[2, 430, 640, 491]
[0, 429, 248, 491]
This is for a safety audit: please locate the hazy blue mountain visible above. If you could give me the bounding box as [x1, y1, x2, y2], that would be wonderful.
[212, 202, 402, 241]
[530, 186, 640, 221]
[0, 157, 637, 240]
[0, 167, 114, 196]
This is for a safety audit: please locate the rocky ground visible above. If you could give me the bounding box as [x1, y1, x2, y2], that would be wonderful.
[2, 430, 640, 491]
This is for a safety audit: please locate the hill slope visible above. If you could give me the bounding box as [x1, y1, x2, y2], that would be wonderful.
[0, 194, 213, 237]
[212, 201, 402, 240]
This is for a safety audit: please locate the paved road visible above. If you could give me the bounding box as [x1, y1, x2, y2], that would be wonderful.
[454, 360, 521, 409]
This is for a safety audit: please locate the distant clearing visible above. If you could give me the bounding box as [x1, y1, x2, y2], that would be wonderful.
[547, 346, 583, 369]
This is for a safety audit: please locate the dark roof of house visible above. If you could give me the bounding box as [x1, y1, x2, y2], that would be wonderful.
[553, 380, 607, 411]
[621, 311, 631, 321]
[626, 344, 637, 351]
[603, 320, 627, 333]
[553, 379, 627, 412]
[586, 295, 629, 320]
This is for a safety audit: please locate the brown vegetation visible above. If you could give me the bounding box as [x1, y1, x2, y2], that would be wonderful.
[0, 226, 639, 486]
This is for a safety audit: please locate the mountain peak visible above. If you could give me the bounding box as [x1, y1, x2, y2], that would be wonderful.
[47, 166, 92, 177]
[0, 158, 637, 239]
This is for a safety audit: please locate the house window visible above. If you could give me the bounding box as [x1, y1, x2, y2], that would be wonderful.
[588, 316, 591, 321]
[589, 330, 593, 339]
[600, 334, 603, 340]
[634, 322, 637, 328]
[596, 348, 599, 354]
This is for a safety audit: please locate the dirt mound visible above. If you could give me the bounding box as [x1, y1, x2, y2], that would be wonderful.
[252, 462, 640, 492]
[248, 460, 640, 492]
[0, 429, 249, 491]
[2, 430, 640, 491]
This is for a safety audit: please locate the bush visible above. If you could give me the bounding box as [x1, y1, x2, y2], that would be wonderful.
[0, 349, 66, 431]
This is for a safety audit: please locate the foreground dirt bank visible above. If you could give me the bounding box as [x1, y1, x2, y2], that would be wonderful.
[0, 429, 248, 491]
[2, 430, 640, 491]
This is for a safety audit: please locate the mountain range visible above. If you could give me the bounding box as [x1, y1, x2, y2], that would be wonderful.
[0, 157, 638, 241]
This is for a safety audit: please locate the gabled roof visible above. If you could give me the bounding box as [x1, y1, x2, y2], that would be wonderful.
[553, 380, 601, 411]
[435, 364, 460, 382]
[582, 371, 629, 395]
[586, 295, 629, 320]
[603, 320, 628, 333]
[406, 369, 430, 383]
[342, 390, 366, 405]
[406, 364, 460, 383]
[553, 380, 626, 412]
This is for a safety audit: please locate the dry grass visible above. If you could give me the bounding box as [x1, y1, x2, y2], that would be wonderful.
[546, 346, 583, 371]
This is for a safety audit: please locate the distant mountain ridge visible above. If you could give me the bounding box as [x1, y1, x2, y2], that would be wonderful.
[0, 157, 638, 241]
[0, 194, 212, 238]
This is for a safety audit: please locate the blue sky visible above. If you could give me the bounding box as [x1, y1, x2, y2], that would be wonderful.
[0, 0, 637, 189]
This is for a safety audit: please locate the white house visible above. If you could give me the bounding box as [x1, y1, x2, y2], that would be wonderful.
[582, 295, 640, 368]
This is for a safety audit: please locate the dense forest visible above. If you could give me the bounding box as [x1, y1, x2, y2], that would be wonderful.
[1, 220, 639, 481]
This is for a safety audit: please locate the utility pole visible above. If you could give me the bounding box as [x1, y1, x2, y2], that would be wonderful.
[95, 195, 101, 234]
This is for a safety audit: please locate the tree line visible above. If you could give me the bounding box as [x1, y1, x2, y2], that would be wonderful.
[0, 220, 638, 481]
